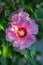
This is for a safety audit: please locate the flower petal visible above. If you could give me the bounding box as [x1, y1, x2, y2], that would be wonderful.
[26, 19, 38, 34]
[24, 35, 36, 48]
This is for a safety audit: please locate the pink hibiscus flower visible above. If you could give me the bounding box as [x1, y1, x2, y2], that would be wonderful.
[6, 8, 38, 50]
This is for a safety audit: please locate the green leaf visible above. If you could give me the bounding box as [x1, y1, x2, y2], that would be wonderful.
[29, 45, 36, 57]
[0, 25, 4, 30]
[36, 19, 43, 32]
[5, 9, 10, 17]
[1, 57, 7, 65]
[14, 48, 33, 65]
[3, 5, 10, 17]
[2, 41, 8, 57]
[0, 17, 5, 25]
[37, 8, 43, 19]
[21, 4, 33, 13]
[0, 30, 5, 40]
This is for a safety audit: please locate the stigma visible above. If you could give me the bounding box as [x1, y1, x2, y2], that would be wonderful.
[17, 28, 26, 37]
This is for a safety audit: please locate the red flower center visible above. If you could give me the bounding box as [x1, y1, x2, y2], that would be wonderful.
[17, 28, 26, 37]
